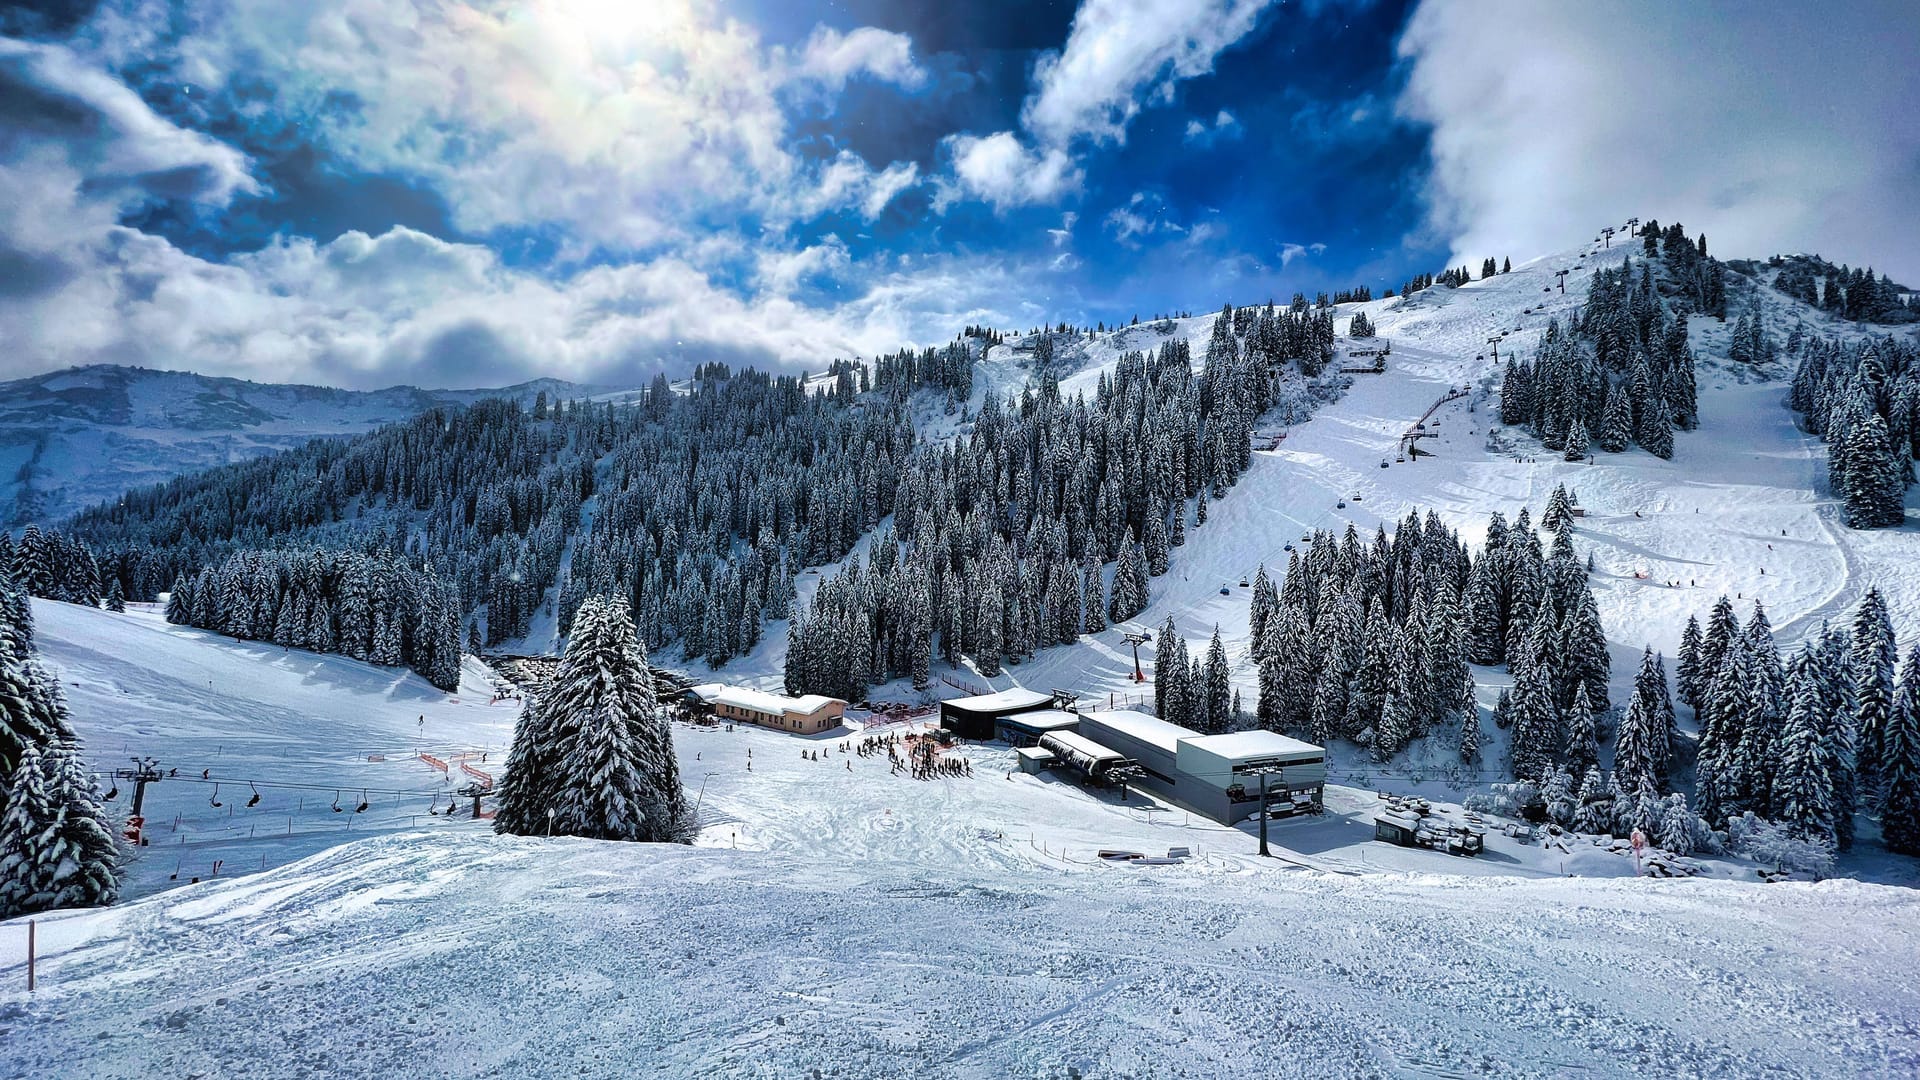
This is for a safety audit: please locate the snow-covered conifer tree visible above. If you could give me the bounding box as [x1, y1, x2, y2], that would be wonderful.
[495, 596, 685, 843]
[0, 741, 121, 919]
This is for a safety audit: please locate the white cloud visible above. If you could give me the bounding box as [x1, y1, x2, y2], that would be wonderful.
[937, 131, 1083, 212]
[0, 206, 1039, 389]
[1022, 0, 1273, 146]
[1047, 212, 1079, 249]
[1183, 107, 1241, 145]
[71, 1, 923, 249]
[0, 38, 1026, 390]
[1396, 0, 1920, 282]
[791, 25, 927, 94]
[861, 161, 920, 221]
[0, 37, 255, 207]
[1278, 241, 1326, 266]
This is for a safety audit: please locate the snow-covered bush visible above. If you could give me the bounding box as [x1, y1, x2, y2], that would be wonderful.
[1466, 780, 1539, 820]
[1727, 812, 1836, 879]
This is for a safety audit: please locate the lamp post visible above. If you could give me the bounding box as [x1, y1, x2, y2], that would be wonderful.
[546, 806, 555, 837]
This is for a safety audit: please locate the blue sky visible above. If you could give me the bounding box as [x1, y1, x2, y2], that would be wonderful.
[1, 1, 1917, 389]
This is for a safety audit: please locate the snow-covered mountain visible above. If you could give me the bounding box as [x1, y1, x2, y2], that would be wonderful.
[0, 364, 610, 526]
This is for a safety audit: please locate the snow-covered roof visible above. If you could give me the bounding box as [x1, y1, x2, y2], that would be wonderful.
[1039, 730, 1127, 764]
[999, 709, 1081, 731]
[943, 687, 1054, 713]
[711, 686, 843, 715]
[1182, 730, 1323, 762]
[1015, 745, 1055, 762]
[687, 683, 727, 702]
[1078, 710, 1190, 754]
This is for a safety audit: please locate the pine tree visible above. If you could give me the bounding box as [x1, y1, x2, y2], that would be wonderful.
[1676, 615, 1705, 712]
[0, 741, 121, 919]
[1203, 627, 1231, 734]
[1563, 418, 1590, 461]
[105, 578, 125, 613]
[494, 597, 685, 843]
[164, 574, 191, 625]
[1598, 381, 1633, 453]
[1881, 643, 1920, 854]
[1458, 691, 1482, 763]
[1851, 588, 1897, 802]
[1840, 412, 1906, 528]
[1375, 688, 1408, 762]
[1774, 649, 1836, 847]
[1565, 682, 1598, 778]
[1615, 647, 1673, 795]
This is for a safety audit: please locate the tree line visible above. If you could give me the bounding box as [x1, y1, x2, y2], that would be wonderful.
[1788, 334, 1918, 529]
[1499, 255, 1699, 461]
[164, 548, 464, 692]
[784, 307, 1347, 700]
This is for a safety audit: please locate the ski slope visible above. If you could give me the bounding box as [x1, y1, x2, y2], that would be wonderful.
[29, 601, 519, 898]
[4, 826, 1918, 1077]
[789, 228, 1920, 756]
[6, 600, 1920, 1078]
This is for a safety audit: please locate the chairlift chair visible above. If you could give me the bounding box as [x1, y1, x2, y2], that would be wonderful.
[247, 782, 261, 808]
[209, 784, 222, 808]
[355, 789, 370, 813]
[331, 790, 343, 813]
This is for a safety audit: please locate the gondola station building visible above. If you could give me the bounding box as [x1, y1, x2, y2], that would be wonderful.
[939, 688, 1326, 825]
[1073, 711, 1326, 825]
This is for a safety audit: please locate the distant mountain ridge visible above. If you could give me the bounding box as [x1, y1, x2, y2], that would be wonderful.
[0, 364, 612, 526]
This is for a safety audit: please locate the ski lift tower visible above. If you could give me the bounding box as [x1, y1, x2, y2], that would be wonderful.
[1239, 762, 1292, 858]
[1626, 216, 1641, 236]
[1119, 631, 1153, 683]
[112, 756, 164, 845]
[1602, 226, 1616, 249]
[1487, 333, 1505, 365]
[1555, 269, 1570, 294]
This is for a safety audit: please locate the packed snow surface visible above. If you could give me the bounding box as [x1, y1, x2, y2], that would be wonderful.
[5, 601, 1920, 1077]
[4, 832, 1917, 1078]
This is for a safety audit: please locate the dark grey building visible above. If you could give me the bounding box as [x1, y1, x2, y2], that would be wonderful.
[938, 688, 1058, 740]
[1073, 710, 1325, 825]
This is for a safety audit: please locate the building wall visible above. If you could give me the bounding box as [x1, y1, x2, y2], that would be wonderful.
[715, 701, 842, 735]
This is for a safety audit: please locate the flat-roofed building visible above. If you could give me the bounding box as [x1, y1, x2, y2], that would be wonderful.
[1074, 711, 1325, 824]
[689, 684, 846, 734]
[938, 688, 1058, 740]
[994, 708, 1082, 747]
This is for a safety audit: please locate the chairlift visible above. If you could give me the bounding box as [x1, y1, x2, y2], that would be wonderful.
[429, 796, 441, 816]
[331, 790, 343, 813]
[202, 768, 211, 780]
[355, 789, 369, 814]
[1380, 459, 1390, 469]
[1238, 577, 1250, 588]
[246, 782, 261, 808]
[209, 784, 222, 808]
[1283, 543, 1294, 552]
[104, 781, 119, 801]
[1337, 500, 1346, 509]
[1218, 584, 1230, 596]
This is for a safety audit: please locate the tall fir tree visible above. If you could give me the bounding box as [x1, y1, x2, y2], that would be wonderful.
[494, 597, 686, 843]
